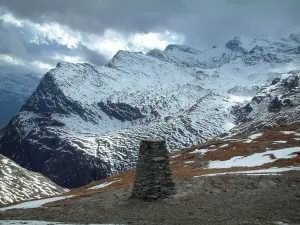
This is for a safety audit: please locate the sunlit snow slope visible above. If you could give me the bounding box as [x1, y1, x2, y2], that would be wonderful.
[1, 34, 300, 188]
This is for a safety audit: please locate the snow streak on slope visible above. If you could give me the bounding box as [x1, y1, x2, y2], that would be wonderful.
[0, 196, 73, 211]
[0, 154, 68, 206]
[1, 34, 300, 188]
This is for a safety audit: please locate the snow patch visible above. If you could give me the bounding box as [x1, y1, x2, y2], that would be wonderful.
[208, 147, 300, 169]
[189, 149, 208, 155]
[88, 179, 122, 190]
[243, 139, 253, 143]
[194, 166, 300, 177]
[0, 196, 74, 211]
[280, 131, 298, 135]
[184, 160, 194, 164]
[170, 154, 181, 158]
[219, 144, 229, 148]
[224, 121, 236, 130]
[273, 141, 287, 144]
[248, 133, 263, 139]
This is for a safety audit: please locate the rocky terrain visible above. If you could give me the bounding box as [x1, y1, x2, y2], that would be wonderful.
[1, 173, 300, 225]
[0, 73, 40, 126]
[0, 154, 68, 206]
[1, 34, 300, 189]
[231, 70, 300, 134]
[1, 122, 300, 224]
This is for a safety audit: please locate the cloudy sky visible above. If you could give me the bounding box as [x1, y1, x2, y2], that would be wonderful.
[0, 0, 300, 75]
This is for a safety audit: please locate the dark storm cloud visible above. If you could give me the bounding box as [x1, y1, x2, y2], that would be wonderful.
[0, 0, 184, 34]
[1, 0, 300, 75]
[79, 44, 108, 65]
[0, 20, 27, 58]
[0, 15, 107, 74]
[1, 0, 300, 48]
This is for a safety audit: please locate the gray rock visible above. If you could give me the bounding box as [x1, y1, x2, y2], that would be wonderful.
[131, 140, 175, 200]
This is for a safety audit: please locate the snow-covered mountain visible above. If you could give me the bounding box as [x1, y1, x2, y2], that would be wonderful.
[0, 154, 68, 206]
[231, 70, 300, 135]
[0, 73, 40, 126]
[0, 34, 300, 188]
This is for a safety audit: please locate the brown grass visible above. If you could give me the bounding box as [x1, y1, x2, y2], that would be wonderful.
[67, 169, 135, 197]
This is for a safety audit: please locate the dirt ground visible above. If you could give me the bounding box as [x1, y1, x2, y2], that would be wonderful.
[1, 172, 300, 225]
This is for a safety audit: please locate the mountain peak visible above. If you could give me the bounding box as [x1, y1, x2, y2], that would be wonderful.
[164, 44, 200, 54]
[56, 61, 70, 68]
[225, 36, 247, 53]
[290, 33, 300, 43]
[107, 50, 145, 68]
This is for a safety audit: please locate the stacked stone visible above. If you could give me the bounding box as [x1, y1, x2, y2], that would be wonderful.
[131, 139, 175, 200]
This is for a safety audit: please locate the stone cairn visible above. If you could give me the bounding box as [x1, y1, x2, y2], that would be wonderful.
[131, 139, 175, 200]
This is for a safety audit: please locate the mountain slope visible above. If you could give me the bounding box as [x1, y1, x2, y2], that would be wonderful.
[0, 34, 300, 188]
[0, 73, 40, 126]
[231, 70, 300, 134]
[0, 154, 68, 206]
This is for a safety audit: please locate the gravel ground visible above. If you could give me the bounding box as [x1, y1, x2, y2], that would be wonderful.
[1, 173, 300, 225]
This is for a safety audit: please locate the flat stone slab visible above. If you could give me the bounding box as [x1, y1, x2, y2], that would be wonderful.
[152, 157, 166, 162]
[140, 139, 165, 143]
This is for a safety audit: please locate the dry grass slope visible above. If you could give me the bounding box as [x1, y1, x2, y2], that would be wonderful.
[67, 122, 300, 198]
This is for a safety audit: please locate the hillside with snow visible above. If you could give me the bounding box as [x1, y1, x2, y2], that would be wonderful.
[0, 154, 67, 206]
[0, 34, 300, 188]
[231, 70, 300, 134]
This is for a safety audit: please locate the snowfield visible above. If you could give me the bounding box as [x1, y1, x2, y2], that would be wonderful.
[0, 196, 73, 211]
[208, 147, 300, 168]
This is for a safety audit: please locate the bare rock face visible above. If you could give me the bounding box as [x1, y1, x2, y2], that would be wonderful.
[131, 140, 175, 200]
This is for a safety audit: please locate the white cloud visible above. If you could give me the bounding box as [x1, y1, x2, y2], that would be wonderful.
[0, 11, 185, 72]
[131, 31, 184, 50]
[83, 29, 184, 59]
[0, 54, 19, 65]
[31, 61, 53, 71]
[1, 12, 184, 56]
[83, 29, 131, 58]
[0, 54, 52, 73]
[29, 23, 80, 49]
[0, 12, 24, 27]
[52, 54, 85, 64]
